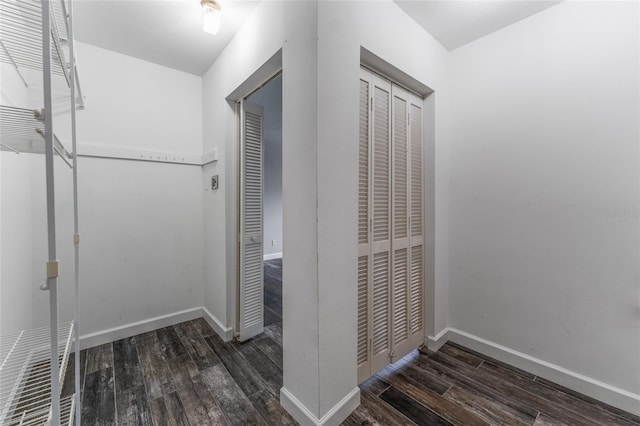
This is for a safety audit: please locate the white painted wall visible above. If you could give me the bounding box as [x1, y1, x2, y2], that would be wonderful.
[315, 1, 450, 416]
[62, 43, 203, 154]
[316, 2, 447, 416]
[201, 0, 449, 422]
[0, 64, 36, 336]
[201, 2, 330, 421]
[16, 42, 205, 338]
[248, 75, 283, 258]
[0, 153, 35, 336]
[201, 1, 289, 337]
[448, 0, 640, 398]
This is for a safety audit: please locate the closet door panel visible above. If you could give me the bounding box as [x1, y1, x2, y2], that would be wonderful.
[406, 96, 424, 350]
[410, 101, 423, 244]
[357, 70, 372, 381]
[239, 101, 264, 342]
[410, 245, 424, 334]
[357, 255, 369, 378]
[369, 74, 392, 375]
[390, 86, 412, 360]
[357, 68, 424, 382]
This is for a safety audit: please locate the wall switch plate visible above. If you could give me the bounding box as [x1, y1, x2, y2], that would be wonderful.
[211, 175, 219, 190]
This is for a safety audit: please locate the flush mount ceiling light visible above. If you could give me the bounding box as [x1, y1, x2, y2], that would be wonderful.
[201, 0, 221, 35]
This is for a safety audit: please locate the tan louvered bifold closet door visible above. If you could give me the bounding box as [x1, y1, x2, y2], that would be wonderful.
[357, 69, 372, 381]
[390, 87, 424, 361]
[407, 95, 424, 352]
[357, 68, 393, 382]
[369, 73, 393, 376]
[239, 101, 264, 341]
[358, 67, 424, 383]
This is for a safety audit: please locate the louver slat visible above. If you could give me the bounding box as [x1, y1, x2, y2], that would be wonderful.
[357, 256, 369, 366]
[373, 86, 390, 243]
[244, 243, 263, 326]
[393, 96, 408, 239]
[408, 98, 424, 341]
[410, 245, 423, 333]
[393, 249, 408, 344]
[245, 111, 263, 237]
[359, 79, 370, 245]
[410, 104, 422, 237]
[372, 252, 389, 355]
[240, 104, 264, 341]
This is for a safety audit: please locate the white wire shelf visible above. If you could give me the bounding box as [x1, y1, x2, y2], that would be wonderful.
[0, 0, 69, 81]
[0, 321, 75, 426]
[0, 105, 73, 168]
[0, 0, 84, 108]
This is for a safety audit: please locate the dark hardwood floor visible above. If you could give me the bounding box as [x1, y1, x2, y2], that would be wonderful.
[66, 258, 640, 425]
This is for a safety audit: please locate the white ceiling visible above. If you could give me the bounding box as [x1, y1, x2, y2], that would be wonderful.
[73, 0, 563, 76]
[394, 0, 563, 50]
[73, 0, 260, 76]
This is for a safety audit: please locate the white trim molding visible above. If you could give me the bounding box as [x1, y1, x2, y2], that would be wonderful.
[79, 307, 233, 349]
[280, 386, 360, 426]
[264, 252, 283, 261]
[426, 327, 451, 352]
[201, 306, 234, 341]
[428, 327, 640, 417]
[77, 143, 219, 166]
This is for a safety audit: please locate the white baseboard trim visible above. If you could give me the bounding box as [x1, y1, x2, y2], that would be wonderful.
[201, 306, 234, 341]
[280, 386, 360, 426]
[264, 252, 283, 261]
[426, 327, 451, 352]
[80, 307, 233, 349]
[429, 327, 640, 417]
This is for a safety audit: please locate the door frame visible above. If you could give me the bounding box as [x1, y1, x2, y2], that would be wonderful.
[235, 74, 282, 336]
[358, 58, 435, 382]
[224, 51, 282, 339]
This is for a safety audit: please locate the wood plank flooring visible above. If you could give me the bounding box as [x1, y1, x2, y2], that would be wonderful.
[67, 258, 639, 425]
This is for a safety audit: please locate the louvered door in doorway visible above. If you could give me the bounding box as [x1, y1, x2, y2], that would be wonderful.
[358, 67, 425, 383]
[239, 100, 264, 341]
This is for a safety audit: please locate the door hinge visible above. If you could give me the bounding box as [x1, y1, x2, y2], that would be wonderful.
[370, 97, 373, 112]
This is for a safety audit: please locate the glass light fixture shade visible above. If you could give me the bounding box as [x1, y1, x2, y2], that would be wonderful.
[201, 0, 221, 35]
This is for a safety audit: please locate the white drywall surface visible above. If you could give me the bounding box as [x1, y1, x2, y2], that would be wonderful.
[0, 63, 36, 336]
[202, 0, 450, 420]
[448, 1, 640, 395]
[18, 42, 205, 337]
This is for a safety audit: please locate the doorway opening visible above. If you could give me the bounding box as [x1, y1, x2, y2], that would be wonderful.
[247, 75, 283, 333]
[236, 73, 283, 342]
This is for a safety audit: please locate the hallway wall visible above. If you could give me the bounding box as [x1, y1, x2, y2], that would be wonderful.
[447, 0, 640, 404]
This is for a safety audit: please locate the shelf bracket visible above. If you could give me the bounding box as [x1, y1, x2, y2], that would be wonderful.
[34, 109, 45, 122]
[47, 260, 59, 279]
[0, 39, 28, 88]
